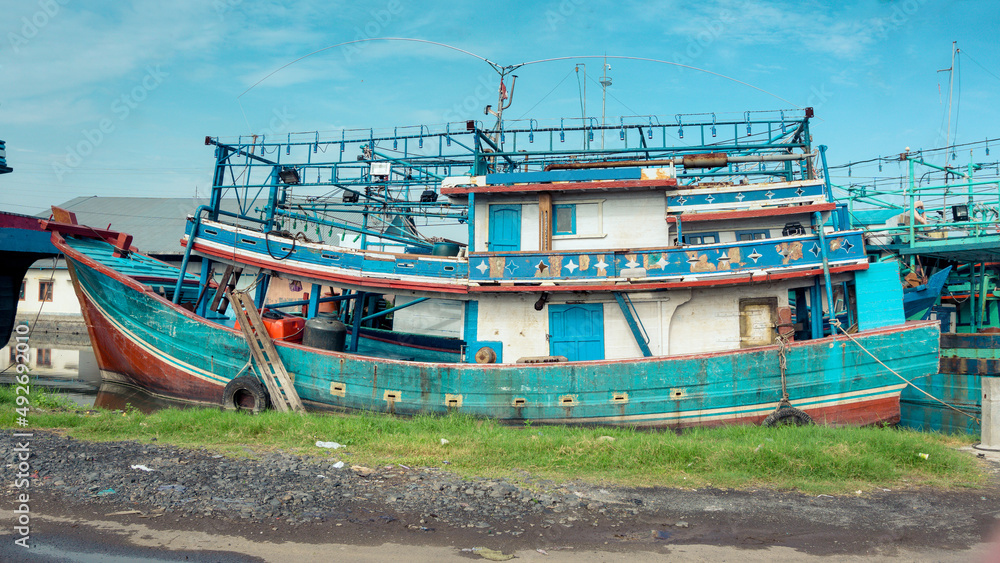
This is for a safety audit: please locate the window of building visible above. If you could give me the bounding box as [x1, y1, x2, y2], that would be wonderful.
[553, 204, 576, 235]
[736, 230, 770, 241]
[19, 279, 25, 301]
[8, 346, 16, 363]
[38, 280, 53, 302]
[683, 232, 720, 245]
[36, 348, 51, 367]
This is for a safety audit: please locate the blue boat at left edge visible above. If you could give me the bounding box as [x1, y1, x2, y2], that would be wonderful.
[45, 100, 940, 428]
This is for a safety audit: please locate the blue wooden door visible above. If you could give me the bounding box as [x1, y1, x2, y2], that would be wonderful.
[549, 303, 605, 361]
[488, 205, 521, 251]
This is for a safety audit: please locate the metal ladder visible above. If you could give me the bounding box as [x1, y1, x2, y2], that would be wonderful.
[227, 289, 305, 413]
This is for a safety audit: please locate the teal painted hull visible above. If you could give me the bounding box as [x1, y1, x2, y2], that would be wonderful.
[899, 332, 994, 434]
[60, 234, 941, 428]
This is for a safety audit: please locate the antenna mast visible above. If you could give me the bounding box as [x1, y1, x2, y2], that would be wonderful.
[599, 56, 612, 149]
[937, 41, 958, 153]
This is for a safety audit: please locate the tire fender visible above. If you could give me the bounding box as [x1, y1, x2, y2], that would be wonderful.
[762, 406, 813, 427]
[222, 375, 270, 413]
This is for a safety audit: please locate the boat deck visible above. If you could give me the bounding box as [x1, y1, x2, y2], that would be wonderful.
[67, 236, 201, 300]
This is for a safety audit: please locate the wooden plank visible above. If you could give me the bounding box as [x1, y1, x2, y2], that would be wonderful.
[50, 206, 78, 225]
[229, 291, 288, 413]
[227, 290, 305, 413]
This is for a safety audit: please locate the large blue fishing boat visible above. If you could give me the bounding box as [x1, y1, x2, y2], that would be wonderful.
[49, 105, 939, 427]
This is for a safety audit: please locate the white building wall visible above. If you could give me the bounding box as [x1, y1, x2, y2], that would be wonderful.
[20, 267, 78, 315]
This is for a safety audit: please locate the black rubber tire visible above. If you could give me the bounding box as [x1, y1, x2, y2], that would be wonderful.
[222, 375, 270, 414]
[762, 406, 813, 427]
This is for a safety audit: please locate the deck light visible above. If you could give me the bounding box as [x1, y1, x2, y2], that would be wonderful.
[420, 190, 438, 203]
[952, 205, 969, 222]
[278, 167, 300, 185]
[342, 191, 359, 203]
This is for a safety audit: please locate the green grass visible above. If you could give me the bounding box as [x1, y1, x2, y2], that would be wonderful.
[0, 386, 984, 495]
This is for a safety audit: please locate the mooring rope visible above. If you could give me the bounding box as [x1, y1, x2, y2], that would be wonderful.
[829, 318, 980, 424]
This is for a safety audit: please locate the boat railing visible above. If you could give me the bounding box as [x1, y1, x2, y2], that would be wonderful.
[836, 156, 1000, 252]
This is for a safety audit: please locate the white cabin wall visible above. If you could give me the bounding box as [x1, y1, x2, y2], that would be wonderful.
[544, 192, 668, 250]
[391, 298, 464, 338]
[476, 192, 673, 253]
[667, 274, 852, 355]
[520, 204, 539, 252]
[598, 192, 670, 248]
[601, 289, 691, 359]
[476, 294, 550, 360]
[473, 198, 540, 252]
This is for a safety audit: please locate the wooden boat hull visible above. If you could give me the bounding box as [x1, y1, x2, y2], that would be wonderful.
[59, 233, 940, 428]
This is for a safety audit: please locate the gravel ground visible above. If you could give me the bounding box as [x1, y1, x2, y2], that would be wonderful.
[4, 429, 1000, 559]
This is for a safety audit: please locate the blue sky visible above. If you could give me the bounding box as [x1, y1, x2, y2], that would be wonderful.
[2, 0, 998, 215]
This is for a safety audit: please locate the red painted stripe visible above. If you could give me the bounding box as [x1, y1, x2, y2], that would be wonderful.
[441, 178, 678, 196]
[192, 242, 470, 295]
[664, 395, 900, 429]
[470, 263, 868, 293]
[666, 202, 836, 223]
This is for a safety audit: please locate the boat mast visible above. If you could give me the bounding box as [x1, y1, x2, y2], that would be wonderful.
[485, 71, 516, 148]
[600, 56, 612, 150]
[937, 41, 958, 153]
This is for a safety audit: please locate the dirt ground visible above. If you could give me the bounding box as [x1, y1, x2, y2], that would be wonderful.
[5, 460, 1000, 562]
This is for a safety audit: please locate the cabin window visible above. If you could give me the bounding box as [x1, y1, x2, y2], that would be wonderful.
[19, 280, 25, 301]
[683, 232, 719, 245]
[38, 280, 53, 302]
[550, 200, 604, 240]
[553, 204, 576, 235]
[736, 230, 770, 241]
